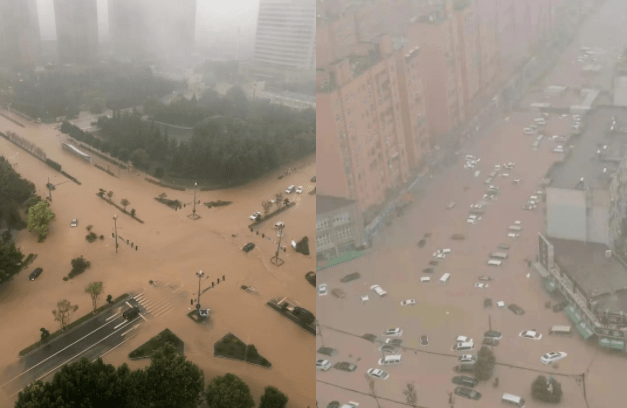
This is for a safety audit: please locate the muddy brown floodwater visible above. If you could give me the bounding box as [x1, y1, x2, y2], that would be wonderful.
[0, 112, 315, 407]
[317, 1, 627, 406]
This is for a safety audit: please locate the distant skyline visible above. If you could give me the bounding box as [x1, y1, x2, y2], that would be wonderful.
[36, 0, 259, 42]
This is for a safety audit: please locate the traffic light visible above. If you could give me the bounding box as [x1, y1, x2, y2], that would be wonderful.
[212, 281, 214, 288]
[217, 278, 220, 284]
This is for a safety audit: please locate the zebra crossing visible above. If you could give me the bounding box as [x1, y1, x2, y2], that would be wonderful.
[132, 293, 174, 318]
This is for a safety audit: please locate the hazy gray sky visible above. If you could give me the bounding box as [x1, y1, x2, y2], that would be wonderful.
[36, 0, 259, 41]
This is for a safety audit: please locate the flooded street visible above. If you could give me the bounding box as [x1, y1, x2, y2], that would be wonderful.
[0, 114, 315, 407]
[317, 0, 627, 406]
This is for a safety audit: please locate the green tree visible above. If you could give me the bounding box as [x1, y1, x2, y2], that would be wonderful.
[474, 346, 496, 380]
[274, 192, 284, 210]
[40, 328, 50, 343]
[27, 200, 55, 241]
[145, 343, 205, 408]
[205, 373, 255, 408]
[70, 255, 91, 277]
[52, 299, 79, 330]
[130, 148, 149, 170]
[0, 233, 24, 284]
[295, 236, 310, 255]
[121, 198, 130, 212]
[89, 97, 106, 114]
[262, 200, 273, 216]
[85, 281, 104, 312]
[154, 166, 165, 179]
[107, 191, 114, 202]
[531, 375, 563, 403]
[259, 386, 288, 408]
[106, 294, 113, 304]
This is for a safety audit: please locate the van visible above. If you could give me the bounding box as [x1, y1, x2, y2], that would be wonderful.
[502, 393, 526, 407]
[123, 307, 140, 320]
[420, 277, 431, 283]
[490, 252, 509, 260]
[285, 185, 295, 193]
[378, 354, 402, 365]
[487, 259, 502, 266]
[508, 225, 522, 232]
[534, 118, 546, 125]
[549, 325, 572, 336]
[439, 273, 451, 284]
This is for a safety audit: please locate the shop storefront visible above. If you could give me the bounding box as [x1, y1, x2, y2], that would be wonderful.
[599, 337, 625, 350]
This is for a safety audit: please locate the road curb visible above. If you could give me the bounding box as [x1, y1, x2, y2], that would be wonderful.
[18, 295, 132, 359]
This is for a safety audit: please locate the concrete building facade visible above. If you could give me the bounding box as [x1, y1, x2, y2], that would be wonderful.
[254, 0, 316, 71]
[0, 0, 40, 69]
[53, 0, 99, 64]
[316, 195, 367, 265]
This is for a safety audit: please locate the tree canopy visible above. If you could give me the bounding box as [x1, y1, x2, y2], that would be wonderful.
[259, 386, 289, 408]
[205, 373, 255, 408]
[474, 345, 496, 380]
[27, 201, 55, 241]
[0, 232, 24, 284]
[531, 375, 563, 403]
[0, 155, 36, 230]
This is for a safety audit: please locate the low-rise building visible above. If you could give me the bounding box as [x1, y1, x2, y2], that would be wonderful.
[316, 195, 366, 267]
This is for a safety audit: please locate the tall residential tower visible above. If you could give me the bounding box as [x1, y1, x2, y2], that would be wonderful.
[0, 0, 41, 69]
[53, 0, 99, 64]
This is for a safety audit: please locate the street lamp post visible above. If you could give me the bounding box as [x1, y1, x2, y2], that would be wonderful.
[271, 224, 285, 266]
[113, 214, 118, 253]
[196, 270, 204, 310]
[188, 182, 200, 220]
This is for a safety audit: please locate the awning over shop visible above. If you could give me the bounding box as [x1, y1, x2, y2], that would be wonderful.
[576, 321, 595, 340]
[544, 280, 556, 293]
[564, 305, 583, 325]
[599, 336, 623, 349]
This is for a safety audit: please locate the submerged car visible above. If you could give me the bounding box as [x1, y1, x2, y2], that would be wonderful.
[484, 330, 502, 340]
[520, 330, 542, 340]
[482, 337, 499, 346]
[384, 328, 403, 337]
[29, 267, 43, 281]
[316, 359, 332, 371]
[454, 387, 481, 400]
[341, 272, 361, 283]
[334, 362, 357, 372]
[420, 335, 429, 346]
[366, 368, 389, 380]
[249, 212, 261, 221]
[71, 218, 78, 227]
[540, 351, 567, 364]
[400, 299, 416, 306]
[452, 376, 478, 388]
[508, 304, 525, 315]
[243, 242, 255, 252]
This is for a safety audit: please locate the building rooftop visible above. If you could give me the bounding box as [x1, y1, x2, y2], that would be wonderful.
[317, 195, 356, 215]
[549, 107, 627, 190]
[553, 239, 627, 303]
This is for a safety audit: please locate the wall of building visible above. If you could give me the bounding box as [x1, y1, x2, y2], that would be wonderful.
[316, 202, 366, 263]
[546, 187, 587, 241]
[589, 190, 610, 245]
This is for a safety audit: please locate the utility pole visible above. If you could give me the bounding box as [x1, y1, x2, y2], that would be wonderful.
[47, 177, 52, 201]
[196, 270, 204, 310]
[113, 214, 118, 253]
[275, 224, 284, 262]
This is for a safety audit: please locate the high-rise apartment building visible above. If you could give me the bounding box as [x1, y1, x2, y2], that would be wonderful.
[317, 35, 425, 211]
[254, 0, 316, 70]
[53, 0, 99, 64]
[108, 0, 196, 61]
[0, 0, 41, 69]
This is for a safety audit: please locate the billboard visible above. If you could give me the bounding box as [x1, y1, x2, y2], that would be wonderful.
[539, 233, 554, 270]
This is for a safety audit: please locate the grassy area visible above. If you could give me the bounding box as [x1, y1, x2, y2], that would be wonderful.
[128, 329, 184, 359]
[18, 293, 129, 357]
[214, 333, 271, 368]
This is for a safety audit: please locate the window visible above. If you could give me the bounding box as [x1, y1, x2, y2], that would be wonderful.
[337, 226, 352, 241]
[336, 114, 340, 122]
[333, 212, 351, 226]
[316, 219, 331, 231]
[317, 233, 331, 247]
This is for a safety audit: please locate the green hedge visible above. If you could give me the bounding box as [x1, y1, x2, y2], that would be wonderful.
[46, 158, 61, 171]
[214, 333, 271, 368]
[128, 329, 184, 359]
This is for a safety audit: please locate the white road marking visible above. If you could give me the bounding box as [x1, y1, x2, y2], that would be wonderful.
[0, 316, 121, 387]
[106, 313, 120, 321]
[121, 324, 141, 337]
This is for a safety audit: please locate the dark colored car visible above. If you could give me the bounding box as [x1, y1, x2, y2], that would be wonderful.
[423, 268, 435, 274]
[508, 304, 525, 315]
[484, 298, 492, 308]
[420, 335, 429, 346]
[29, 267, 43, 281]
[317, 347, 338, 356]
[243, 242, 255, 252]
[428, 260, 439, 266]
[455, 364, 474, 373]
[451, 234, 466, 240]
[334, 362, 357, 372]
[498, 243, 511, 250]
[418, 239, 427, 248]
[305, 271, 316, 286]
[454, 386, 482, 400]
[452, 376, 478, 388]
[380, 344, 400, 354]
[362, 333, 377, 342]
[387, 338, 403, 346]
[123, 307, 140, 320]
[311, 176, 316, 182]
[340, 272, 361, 283]
[553, 301, 568, 312]
[482, 337, 500, 346]
[327, 402, 340, 408]
[484, 330, 502, 339]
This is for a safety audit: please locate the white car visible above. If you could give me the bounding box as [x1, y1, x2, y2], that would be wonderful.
[483, 194, 497, 200]
[553, 146, 564, 153]
[384, 328, 403, 336]
[458, 354, 477, 363]
[360, 294, 369, 303]
[494, 165, 501, 170]
[465, 155, 477, 161]
[296, 186, 303, 194]
[318, 284, 328, 296]
[520, 330, 543, 340]
[470, 204, 483, 209]
[367, 368, 389, 380]
[420, 277, 431, 283]
[508, 233, 520, 238]
[275, 221, 285, 229]
[535, 190, 544, 195]
[249, 212, 261, 220]
[488, 185, 499, 191]
[71, 219, 78, 227]
[456, 336, 472, 343]
[501, 173, 509, 177]
[475, 283, 489, 289]
[370, 285, 387, 297]
[523, 127, 535, 135]
[467, 218, 479, 225]
[316, 359, 332, 371]
[401, 299, 417, 306]
[514, 220, 521, 225]
[513, 178, 521, 184]
[540, 351, 567, 364]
